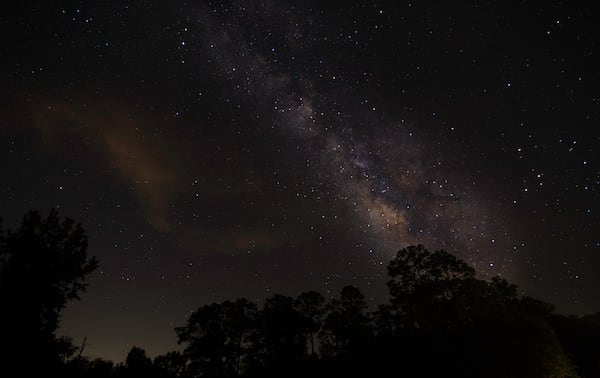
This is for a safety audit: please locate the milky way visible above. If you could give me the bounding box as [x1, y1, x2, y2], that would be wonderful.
[2, 0, 599, 361]
[187, 1, 515, 273]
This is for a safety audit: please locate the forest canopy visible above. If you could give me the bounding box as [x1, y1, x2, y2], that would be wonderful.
[1, 211, 598, 378]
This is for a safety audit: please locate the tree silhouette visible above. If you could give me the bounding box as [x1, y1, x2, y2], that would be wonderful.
[0, 209, 98, 376]
[387, 244, 475, 329]
[379, 245, 583, 377]
[176, 299, 257, 377]
[86, 358, 115, 378]
[153, 351, 187, 378]
[320, 285, 371, 358]
[294, 290, 325, 357]
[64, 356, 115, 378]
[3, 226, 589, 378]
[122, 346, 153, 377]
[253, 294, 307, 369]
[169, 246, 582, 378]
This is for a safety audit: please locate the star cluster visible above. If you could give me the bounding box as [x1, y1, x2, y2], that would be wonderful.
[2, 0, 599, 361]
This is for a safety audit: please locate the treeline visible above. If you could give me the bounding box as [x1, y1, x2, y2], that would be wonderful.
[1, 211, 599, 377]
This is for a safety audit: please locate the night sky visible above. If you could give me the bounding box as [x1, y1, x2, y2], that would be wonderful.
[2, 0, 599, 362]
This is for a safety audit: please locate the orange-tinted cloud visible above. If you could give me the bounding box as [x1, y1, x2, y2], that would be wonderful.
[31, 99, 180, 231]
[21, 95, 286, 253]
